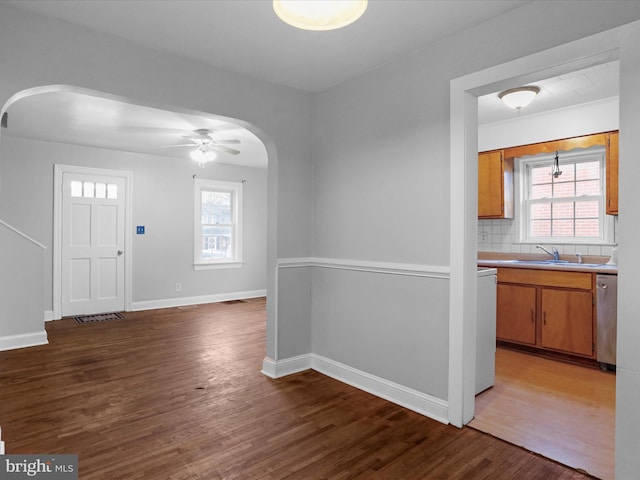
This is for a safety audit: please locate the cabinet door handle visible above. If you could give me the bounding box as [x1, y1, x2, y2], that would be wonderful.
[531, 310, 534, 323]
[543, 312, 546, 325]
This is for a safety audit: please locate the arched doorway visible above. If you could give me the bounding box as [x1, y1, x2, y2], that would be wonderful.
[0, 85, 275, 325]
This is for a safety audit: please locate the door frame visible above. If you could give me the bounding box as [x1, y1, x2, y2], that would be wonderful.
[53, 164, 133, 320]
[448, 24, 633, 427]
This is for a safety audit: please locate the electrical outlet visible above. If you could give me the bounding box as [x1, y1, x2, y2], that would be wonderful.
[481, 232, 488, 242]
[175, 283, 182, 292]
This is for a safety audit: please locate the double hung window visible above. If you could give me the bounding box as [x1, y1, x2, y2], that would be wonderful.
[194, 179, 243, 269]
[520, 146, 610, 243]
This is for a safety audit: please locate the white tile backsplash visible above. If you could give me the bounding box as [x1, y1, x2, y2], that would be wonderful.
[478, 215, 618, 256]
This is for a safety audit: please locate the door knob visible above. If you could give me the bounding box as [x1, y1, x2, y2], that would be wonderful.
[117, 250, 123, 256]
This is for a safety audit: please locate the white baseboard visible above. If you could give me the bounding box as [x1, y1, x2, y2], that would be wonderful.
[44, 310, 54, 322]
[261, 354, 312, 378]
[261, 354, 449, 425]
[131, 289, 266, 312]
[0, 330, 48, 352]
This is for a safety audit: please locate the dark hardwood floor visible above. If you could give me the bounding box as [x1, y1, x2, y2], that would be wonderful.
[0, 298, 595, 479]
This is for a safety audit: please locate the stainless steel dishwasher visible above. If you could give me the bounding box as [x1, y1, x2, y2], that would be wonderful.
[596, 274, 617, 370]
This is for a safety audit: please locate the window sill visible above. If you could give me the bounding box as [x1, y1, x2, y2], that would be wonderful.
[194, 261, 243, 271]
[519, 240, 616, 246]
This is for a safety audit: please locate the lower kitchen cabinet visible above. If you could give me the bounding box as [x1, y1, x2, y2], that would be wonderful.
[540, 288, 593, 356]
[497, 284, 536, 345]
[496, 268, 596, 359]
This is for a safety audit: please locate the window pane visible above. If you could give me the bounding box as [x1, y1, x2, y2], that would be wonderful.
[531, 166, 551, 185]
[552, 219, 574, 237]
[95, 183, 106, 199]
[576, 161, 599, 180]
[531, 183, 552, 199]
[83, 181, 95, 198]
[202, 191, 232, 224]
[552, 202, 574, 219]
[201, 226, 232, 259]
[107, 184, 118, 199]
[530, 203, 550, 220]
[553, 181, 574, 198]
[531, 220, 551, 237]
[576, 219, 599, 237]
[70, 180, 83, 197]
[575, 201, 599, 219]
[576, 180, 599, 196]
[557, 164, 575, 182]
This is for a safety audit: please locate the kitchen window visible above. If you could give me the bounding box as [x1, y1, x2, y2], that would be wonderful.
[519, 146, 612, 244]
[194, 179, 243, 269]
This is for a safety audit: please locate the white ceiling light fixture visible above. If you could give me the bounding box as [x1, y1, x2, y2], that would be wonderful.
[273, 0, 368, 31]
[191, 147, 217, 167]
[498, 86, 540, 111]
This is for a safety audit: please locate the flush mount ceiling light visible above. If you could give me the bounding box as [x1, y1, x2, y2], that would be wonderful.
[273, 0, 368, 31]
[191, 147, 217, 167]
[498, 86, 540, 111]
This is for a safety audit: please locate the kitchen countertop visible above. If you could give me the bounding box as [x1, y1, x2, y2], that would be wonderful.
[478, 252, 618, 275]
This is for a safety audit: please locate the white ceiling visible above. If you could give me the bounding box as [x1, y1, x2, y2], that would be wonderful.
[0, 1, 620, 162]
[478, 61, 619, 124]
[5, 91, 269, 168]
[4, 0, 530, 93]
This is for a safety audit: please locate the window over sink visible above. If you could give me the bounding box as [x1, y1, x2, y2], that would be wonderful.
[518, 145, 613, 244]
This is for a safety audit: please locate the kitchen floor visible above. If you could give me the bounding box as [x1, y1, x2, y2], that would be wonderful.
[470, 347, 616, 480]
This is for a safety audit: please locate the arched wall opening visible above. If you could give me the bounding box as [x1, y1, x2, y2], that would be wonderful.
[0, 85, 278, 355]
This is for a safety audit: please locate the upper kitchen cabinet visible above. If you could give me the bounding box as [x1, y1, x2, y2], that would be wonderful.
[485, 130, 619, 218]
[478, 150, 514, 219]
[606, 131, 619, 215]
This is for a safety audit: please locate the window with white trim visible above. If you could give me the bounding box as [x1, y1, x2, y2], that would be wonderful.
[520, 146, 612, 244]
[194, 179, 243, 269]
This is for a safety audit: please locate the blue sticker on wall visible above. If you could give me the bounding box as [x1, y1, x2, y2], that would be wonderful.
[136, 226, 145, 235]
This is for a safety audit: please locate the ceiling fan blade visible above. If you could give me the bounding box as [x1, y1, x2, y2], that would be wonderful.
[212, 145, 240, 155]
[161, 143, 195, 148]
[212, 139, 241, 144]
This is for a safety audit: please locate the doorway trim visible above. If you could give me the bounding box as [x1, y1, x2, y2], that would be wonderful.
[53, 164, 133, 320]
[448, 24, 634, 428]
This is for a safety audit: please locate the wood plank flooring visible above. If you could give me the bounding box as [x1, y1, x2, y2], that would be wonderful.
[0, 299, 595, 479]
[470, 347, 615, 480]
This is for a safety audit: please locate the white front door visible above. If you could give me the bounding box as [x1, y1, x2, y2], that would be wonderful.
[61, 172, 126, 316]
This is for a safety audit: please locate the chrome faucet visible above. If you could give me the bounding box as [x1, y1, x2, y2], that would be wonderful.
[536, 244, 560, 261]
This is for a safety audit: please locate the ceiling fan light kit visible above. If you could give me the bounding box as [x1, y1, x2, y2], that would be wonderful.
[191, 147, 217, 167]
[498, 86, 540, 110]
[273, 0, 368, 31]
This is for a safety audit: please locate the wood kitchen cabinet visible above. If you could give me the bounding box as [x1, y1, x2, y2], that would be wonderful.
[540, 288, 593, 356]
[496, 268, 596, 359]
[492, 130, 619, 218]
[606, 131, 619, 215]
[478, 150, 513, 219]
[497, 284, 536, 345]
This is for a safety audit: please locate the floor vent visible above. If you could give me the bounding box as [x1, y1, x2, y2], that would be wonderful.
[223, 300, 247, 305]
[74, 312, 125, 324]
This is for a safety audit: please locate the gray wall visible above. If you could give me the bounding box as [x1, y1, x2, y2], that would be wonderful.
[0, 225, 44, 340]
[0, 136, 268, 310]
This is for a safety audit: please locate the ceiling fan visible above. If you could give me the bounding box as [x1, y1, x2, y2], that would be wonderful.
[164, 128, 241, 166]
